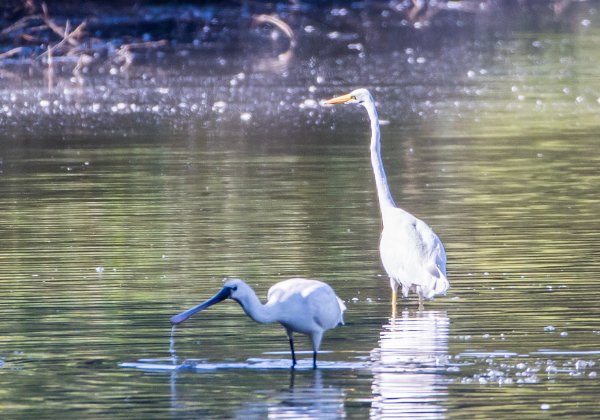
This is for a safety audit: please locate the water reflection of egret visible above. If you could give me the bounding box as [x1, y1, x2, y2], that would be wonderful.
[370, 310, 449, 419]
[326, 89, 448, 314]
[171, 278, 346, 369]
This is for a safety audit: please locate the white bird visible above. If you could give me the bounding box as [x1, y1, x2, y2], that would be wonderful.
[170, 278, 346, 369]
[325, 89, 448, 314]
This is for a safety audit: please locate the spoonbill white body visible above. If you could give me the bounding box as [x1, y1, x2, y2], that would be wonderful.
[325, 89, 448, 313]
[170, 278, 346, 369]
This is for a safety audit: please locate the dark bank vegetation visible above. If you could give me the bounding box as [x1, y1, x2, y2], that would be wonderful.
[0, 0, 596, 84]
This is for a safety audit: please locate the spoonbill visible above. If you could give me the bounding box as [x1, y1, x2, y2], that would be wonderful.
[325, 89, 448, 314]
[170, 278, 346, 369]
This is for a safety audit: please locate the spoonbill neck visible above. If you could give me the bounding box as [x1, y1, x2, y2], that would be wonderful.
[234, 291, 278, 324]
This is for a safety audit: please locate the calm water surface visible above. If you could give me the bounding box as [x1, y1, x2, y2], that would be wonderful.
[1, 6, 600, 418]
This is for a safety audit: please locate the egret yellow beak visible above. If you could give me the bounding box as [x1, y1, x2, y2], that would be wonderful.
[325, 93, 353, 105]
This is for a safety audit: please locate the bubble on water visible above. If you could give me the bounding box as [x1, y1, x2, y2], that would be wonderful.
[95, 266, 104, 273]
[589, 371, 597, 378]
[40, 100, 50, 107]
[487, 369, 505, 379]
[240, 112, 252, 122]
[544, 325, 555, 332]
[560, 331, 568, 337]
[525, 374, 539, 383]
[575, 360, 594, 370]
[300, 99, 318, 109]
[213, 101, 226, 113]
[540, 404, 551, 410]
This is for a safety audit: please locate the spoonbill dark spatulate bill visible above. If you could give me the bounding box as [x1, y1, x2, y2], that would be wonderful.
[171, 278, 346, 369]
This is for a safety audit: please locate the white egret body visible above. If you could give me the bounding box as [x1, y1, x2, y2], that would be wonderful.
[171, 278, 346, 369]
[326, 89, 448, 313]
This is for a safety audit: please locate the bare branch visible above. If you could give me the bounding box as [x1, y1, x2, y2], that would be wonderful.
[0, 47, 24, 60]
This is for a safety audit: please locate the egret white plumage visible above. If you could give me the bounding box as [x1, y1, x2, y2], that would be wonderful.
[170, 278, 346, 369]
[325, 89, 448, 313]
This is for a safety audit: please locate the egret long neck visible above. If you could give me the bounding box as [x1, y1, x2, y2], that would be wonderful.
[366, 100, 396, 215]
[236, 291, 278, 324]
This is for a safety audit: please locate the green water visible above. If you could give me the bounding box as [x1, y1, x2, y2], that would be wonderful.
[1, 13, 600, 419]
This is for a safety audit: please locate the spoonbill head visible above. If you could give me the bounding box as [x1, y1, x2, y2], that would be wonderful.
[171, 278, 346, 369]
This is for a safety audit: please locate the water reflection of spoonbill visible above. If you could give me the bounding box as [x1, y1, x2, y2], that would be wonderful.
[236, 370, 346, 418]
[170, 278, 346, 369]
[325, 89, 448, 313]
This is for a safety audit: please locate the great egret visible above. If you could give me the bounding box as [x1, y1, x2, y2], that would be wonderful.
[171, 278, 346, 369]
[325, 89, 448, 313]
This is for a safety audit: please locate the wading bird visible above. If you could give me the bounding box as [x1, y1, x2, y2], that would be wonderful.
[171, 278, 346, 369]
[325, 89, 448, 314]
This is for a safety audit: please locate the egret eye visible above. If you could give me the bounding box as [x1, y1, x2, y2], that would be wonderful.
[351, 95, 356, 100]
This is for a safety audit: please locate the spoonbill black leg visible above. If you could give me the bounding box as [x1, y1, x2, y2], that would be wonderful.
[288, 332, 297, 368]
